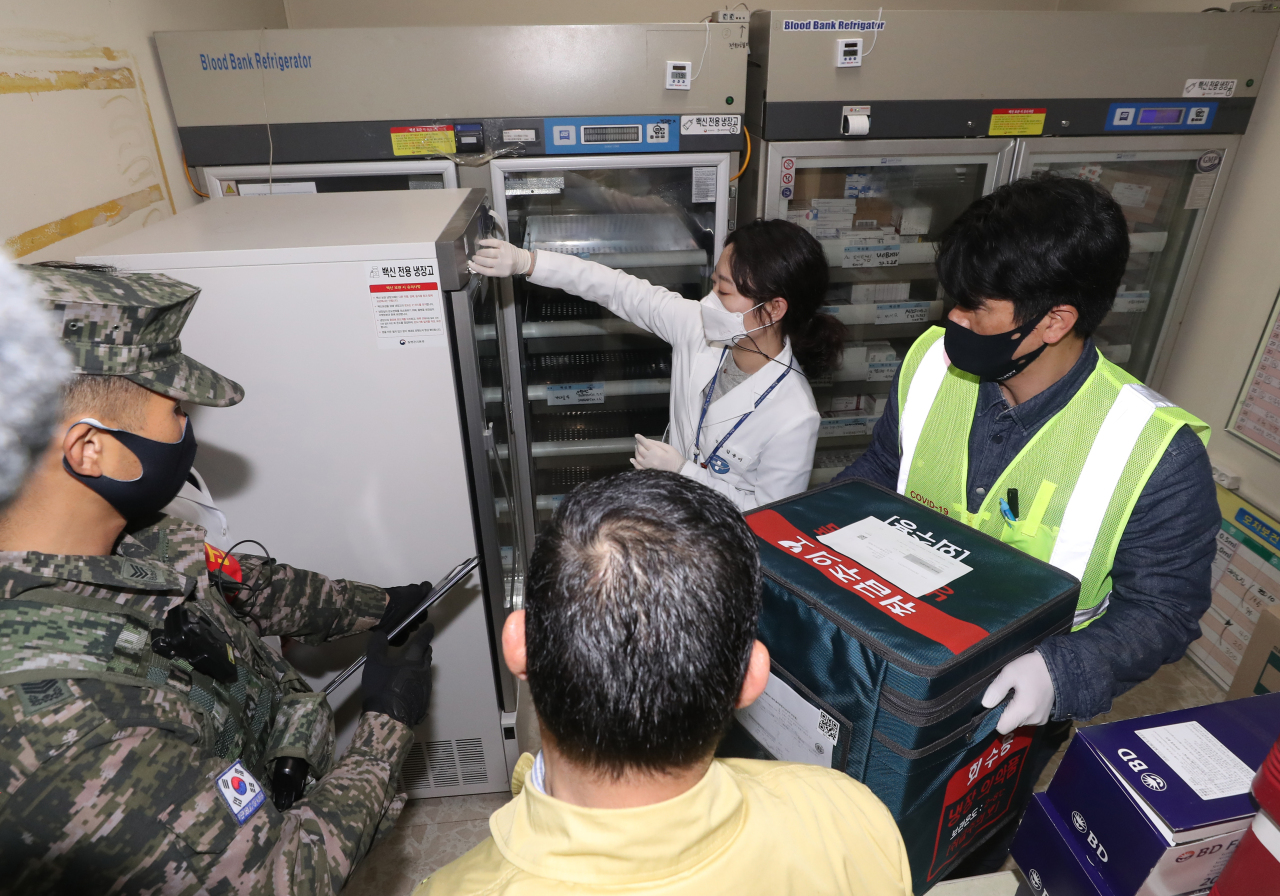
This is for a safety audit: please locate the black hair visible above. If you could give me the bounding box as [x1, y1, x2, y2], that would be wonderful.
[724, 219, 845, 377]
[936, 173, 1129, 337]
[524, 470, 762, 776]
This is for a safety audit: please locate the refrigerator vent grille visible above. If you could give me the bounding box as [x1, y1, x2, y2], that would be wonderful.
[400, 738, 489, 790]
[456, 738, 489, 785]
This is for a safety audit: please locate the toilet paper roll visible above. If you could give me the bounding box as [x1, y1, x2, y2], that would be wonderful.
[842, 114, 870, 136]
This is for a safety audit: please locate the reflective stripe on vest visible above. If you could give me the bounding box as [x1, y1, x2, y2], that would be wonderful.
[1048, 384, 1171, 578]
[896, 327, 1209, 627]
[898, 338, 951, 495]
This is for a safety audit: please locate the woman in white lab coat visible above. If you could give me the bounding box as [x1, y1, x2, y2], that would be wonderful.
[469, 219, 845, 510]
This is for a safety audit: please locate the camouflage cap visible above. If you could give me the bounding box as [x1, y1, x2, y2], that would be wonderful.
[20, 263, 244, 407]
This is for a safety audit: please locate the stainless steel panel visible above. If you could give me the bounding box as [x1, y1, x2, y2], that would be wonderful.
[156, 25, 747, 127]
[448, 277, 520, 711]
[750, 9, 1276, 104]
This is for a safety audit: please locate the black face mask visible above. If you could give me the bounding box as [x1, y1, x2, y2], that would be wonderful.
[943, 316, 1049, 382]
[63, 417, 197, 521]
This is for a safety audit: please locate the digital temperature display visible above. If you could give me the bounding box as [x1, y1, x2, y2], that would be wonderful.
[1137, 107, 1185, 125]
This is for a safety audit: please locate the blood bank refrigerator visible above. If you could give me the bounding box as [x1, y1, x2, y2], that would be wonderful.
[746, 8, 1279, 482]
[81, 188, 520, 798]
[154, 21, 748, 564]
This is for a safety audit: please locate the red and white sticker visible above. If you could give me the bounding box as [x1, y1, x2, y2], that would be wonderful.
[368, 260, 446, 349]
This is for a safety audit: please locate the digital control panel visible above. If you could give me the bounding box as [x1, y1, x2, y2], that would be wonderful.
[836, 38, 863, 68]
[544, 116, 682, 154]
[1105, 101, 1217, 132]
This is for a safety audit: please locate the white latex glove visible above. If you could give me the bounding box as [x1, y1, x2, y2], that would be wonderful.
[631, 434, 687, 473]
[468, 238, 532, 278]
[981, 651, 1056, 735]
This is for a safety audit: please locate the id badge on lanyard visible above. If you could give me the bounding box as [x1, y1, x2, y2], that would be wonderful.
[694, 348, 791, 474]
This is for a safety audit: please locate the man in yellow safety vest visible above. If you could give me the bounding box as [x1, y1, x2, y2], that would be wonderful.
[837, 173, 1219, 875]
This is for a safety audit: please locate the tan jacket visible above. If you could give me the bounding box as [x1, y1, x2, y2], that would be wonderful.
[415, 754, 912, 895]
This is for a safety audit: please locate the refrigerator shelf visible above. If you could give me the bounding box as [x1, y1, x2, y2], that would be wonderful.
[495, 495, 564, 513]
[476, 319, 658, 341]
[822, 300, 944, 327]
[475, 319, 649, 340]
[815, 231, 1165, 271]
[820, 240, 937, 268]
[525, 213, 704, 267]
[526, 348, 670, 382]
[483, 378, 672, 404]
[532, 438, 640, 457]
[828, 264, 938, 284]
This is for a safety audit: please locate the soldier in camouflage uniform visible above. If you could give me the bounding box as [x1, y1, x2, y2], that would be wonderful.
[0, 264, 435, 895]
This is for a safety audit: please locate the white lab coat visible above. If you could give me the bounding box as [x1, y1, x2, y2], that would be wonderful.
[529, 250, 820, 510]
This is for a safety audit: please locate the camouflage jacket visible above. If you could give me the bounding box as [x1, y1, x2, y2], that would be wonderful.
[0, 518, 414, 895]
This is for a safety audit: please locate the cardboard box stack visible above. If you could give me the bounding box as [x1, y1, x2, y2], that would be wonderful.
[1187, 489, 1280, 691]
[1012, 693, 1280, 896]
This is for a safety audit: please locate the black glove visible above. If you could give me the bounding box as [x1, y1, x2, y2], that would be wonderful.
[361, 626, 434, 728]
[377, 581, 433, 647]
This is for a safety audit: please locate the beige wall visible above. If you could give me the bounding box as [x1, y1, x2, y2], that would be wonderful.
[283, 0, 1056, 29]
[1159, 27, 1280, 515]
[0, 0, 286, 263]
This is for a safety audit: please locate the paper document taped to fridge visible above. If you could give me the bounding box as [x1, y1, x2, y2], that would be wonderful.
[819, 516, 973, 597]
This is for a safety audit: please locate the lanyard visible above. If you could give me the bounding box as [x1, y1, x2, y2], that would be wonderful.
[694, 348, 792, 471]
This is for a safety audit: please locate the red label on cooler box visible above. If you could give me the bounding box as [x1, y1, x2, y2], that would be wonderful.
[927, 727, 1034, 881]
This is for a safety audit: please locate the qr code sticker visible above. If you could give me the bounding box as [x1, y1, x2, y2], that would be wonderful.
[818, 710, 840, 745]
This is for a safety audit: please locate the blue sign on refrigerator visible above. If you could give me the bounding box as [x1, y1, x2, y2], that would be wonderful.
[1105, 101, 1217, 132]
[543, 116, 682, 154]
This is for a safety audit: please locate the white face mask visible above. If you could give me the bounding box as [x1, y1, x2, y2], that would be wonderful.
[700, 292, 769, 345]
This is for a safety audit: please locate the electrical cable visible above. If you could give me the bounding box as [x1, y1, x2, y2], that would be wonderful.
[860, 8, 885, 57]
[214, 539, 276, 618]
[690, 21, 712, 80]
[730, 126, 751, 181]
[182, 152, 210, 198]
[258, 29, 274, 193]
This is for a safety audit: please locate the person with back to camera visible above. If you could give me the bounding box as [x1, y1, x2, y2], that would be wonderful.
[469, 219, 846, 509]
[414, 470, 912, 895]
[837, 174, 1218, 874]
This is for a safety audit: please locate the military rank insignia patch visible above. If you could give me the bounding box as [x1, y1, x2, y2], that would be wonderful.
[216, 760, 265, 824]
[17, 679, 75, 715]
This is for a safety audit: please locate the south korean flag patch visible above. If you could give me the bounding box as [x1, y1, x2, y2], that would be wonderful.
[216, 760, 265, 824]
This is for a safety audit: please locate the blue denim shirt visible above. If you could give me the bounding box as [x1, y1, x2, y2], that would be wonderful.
[836, 340, 1218, 721]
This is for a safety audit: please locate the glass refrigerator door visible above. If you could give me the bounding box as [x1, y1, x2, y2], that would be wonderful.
[1012, 136, 1238, 385]
[448, 274, 524, 710]
[490, 154, 731, 538]
[762, 139, 1015, 486]
[202, 160, 458, 198]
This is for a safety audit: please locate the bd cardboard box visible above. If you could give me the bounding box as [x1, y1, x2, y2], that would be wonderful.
[1228, 601, 1280, 700]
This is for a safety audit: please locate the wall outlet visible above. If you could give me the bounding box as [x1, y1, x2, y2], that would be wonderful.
[712, 10, 750, 22]
[1212, 464, 1242, 491]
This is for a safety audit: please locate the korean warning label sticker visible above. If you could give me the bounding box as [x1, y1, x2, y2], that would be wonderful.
[391, 125, 456, 156]
[216, 760, 265, 824]
[988, 108, 1046, 137]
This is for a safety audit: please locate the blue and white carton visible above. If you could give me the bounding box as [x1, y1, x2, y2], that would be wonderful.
[1013, 793, 1118, 896]
[1026, 693, 1280, 896]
